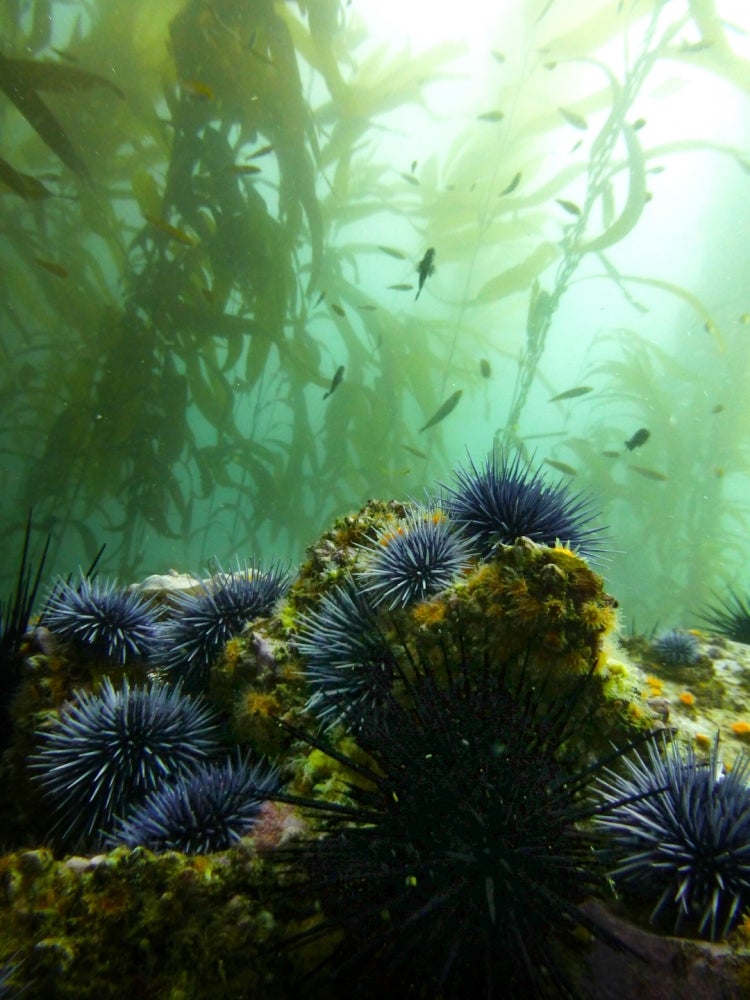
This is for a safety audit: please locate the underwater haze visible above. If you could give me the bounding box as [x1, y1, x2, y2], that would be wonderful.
[1, 0, 749, 629]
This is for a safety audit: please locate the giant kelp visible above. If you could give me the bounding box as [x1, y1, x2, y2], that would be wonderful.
[0, 0, 748, 629]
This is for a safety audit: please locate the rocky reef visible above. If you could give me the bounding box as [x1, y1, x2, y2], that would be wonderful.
[2, 484, 750, 998]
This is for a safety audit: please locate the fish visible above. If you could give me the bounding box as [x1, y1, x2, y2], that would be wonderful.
[711, 404, 725, 414]
[378, 245, 407, 260]
[323, 365, 345, 400]
[549, 385, 593, 402]
[491, 50, 506, 63]
[330, 303, 346, 317]
[544, 459, 577, 476]
[477, 110, 505, 122]
[601, 450, 620, 458]
[180, 79, 215, 101]
[624, 428, 651, 451]
[419, 389, 462, 432]
[34, 257, 68, 278]
[143, 213, 196, 246]
[500, 172, 521, 196]
[227, 163, 262, 175]
[558, 106, 588, 130]
[402, 444, 428, 460]
[248, 144, 274, 158]
[415, 248, 436, 301]
[479, 359, 491, 379]
[556, 198, 581, 216]
[315, 290, 326, 306]
[410, 159, 418, 173]
[632, 117, 646, 131]
[629, 465, 667, 482]
[388, 283, 414, 291]
[399, 172, 420, 186]
[358, 304, 377, 311]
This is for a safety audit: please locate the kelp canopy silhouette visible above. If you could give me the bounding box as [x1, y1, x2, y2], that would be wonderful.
[0, 0, 747, 591]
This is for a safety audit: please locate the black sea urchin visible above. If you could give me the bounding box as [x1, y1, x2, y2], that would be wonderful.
[296, 578, 395, 731]
[595, 735, 750, 940]
[357, 506, 471, 609]
[442, 450, 605, 562]
[30, 678, 220, 847]
[650, 628, 701, 666]
[44, 574, 159, 664]
[160, 560, 291, 691]
[277, 632, 631, 997]
[109, 753, 279, 854]
[698, 589, 750, 645]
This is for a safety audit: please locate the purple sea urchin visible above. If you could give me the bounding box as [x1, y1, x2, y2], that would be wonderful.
[109, 753, 279, 854]
[651, 628, 701, 666]
[295, 578, 395, 730]
[160, 560, 291, 691]
[595, 735, 750, 940]
[44, 574, 159, 664]
[276, 631, 637, 997]
[357, 505, 471, 609]
[30, 678, 220, 848]
[442, 450, 605, 562]
[698, 589, 750, 645]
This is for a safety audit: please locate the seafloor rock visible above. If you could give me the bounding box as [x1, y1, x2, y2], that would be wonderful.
[2, 501, 750, 997]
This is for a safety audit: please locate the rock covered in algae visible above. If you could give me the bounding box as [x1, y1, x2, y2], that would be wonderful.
[4, 498, 749, 997]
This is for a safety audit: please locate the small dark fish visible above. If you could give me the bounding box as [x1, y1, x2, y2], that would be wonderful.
[315, 290, 327, 306]
[378, 245, 407, 260]
[629, 465, 667, 482]
[358, 303, 377, 311]
[544, 459, 577, 476]
[549, 385, 593, 402]
[400, 172, 420, 186]
[249, 144, 274, 158]
[403, 444, 428, 460]
[227, 163, 262, 175]
[624, 428, 650, 451]
[143, 213, 195, 245]
[323, 365, 345, 400]
[34, 257, 68, 278]
[711, 404, 725, 414]
[415, 248, 436, 301]
[330, 303, 346, 317]
[388, 283, 414, 291]
[632, 117, 646, 131]
[558, 106, 588, 130]
[491, 50, 505, 64]
[410, 159, 418, 173]
[601, 450, 620, 458]
[477, 109, 505, 122]
[479, 359, 491, 379]
[500, 172, 521, 196]
[556, 198, 581, 216]
[419, 389, 462, 433]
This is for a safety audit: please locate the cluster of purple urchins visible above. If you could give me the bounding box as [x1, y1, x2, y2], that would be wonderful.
[595, 735, 750, 940]
[30, 678, 279, 853]
[158, 560, 291, 691]
[298, 453, 604, 734]
[41, 559, 291, 690]
[31, 557, 290, 851]
[30, 677, 220, 849]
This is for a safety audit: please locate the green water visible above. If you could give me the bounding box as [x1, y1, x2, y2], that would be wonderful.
[1, 0, 749, 628]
